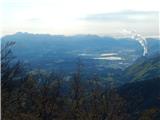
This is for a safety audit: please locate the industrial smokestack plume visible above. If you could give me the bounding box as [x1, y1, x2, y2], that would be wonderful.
[123, 29, 148, 56]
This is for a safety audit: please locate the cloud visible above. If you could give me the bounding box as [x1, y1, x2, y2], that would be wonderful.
[79, 10, 159, 37]
[84, 11, 158, 22]
[27, 18, 41, 22]
[2, 0, 159, 36]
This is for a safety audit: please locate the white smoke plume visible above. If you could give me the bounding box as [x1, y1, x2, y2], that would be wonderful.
[122, 29, 148, 56]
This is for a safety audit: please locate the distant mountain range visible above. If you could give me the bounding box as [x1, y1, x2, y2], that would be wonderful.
[1, 32, 160, 84]
[2, 32, 159, 69]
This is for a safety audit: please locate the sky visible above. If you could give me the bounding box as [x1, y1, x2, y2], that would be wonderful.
[1, 0, 160, 37]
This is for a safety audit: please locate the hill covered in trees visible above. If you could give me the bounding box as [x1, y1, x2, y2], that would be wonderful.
[124, 53, 160, 82]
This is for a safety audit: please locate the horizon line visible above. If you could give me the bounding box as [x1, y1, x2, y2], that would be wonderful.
[1, 31, 160, 39]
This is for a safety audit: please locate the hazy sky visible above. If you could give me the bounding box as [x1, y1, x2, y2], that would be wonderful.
[1, 0, 159, 37]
